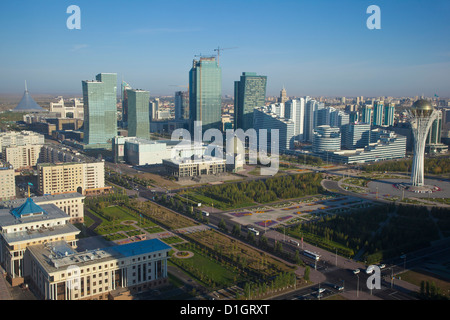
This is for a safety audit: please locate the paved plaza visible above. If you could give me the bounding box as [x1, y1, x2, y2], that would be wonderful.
[367, 178, 450, 200]
[224, 195, 376, 231]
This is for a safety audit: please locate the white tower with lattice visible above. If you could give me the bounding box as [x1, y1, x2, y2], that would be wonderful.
[407, 100, 438, 187]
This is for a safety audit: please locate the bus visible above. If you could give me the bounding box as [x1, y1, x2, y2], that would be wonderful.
[286, 239, 300, 247]
[303, 250, 320, 261]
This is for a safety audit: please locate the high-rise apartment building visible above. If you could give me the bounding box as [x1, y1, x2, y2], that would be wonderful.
[253, 106, 295, 151]
[284, 99, 305, 141]
[0, 131, 44, 151]
[341, 122, 371, 150]
[37, 161, 108, 196]
[2, 144, 43, 170]
[361, 105, 373, 124]
[373, 101, 384, 126]
[234, 72, 267, 131]
[0, 163, 15, 201]
[304, 99, 324, 142]
[82, 73, 118, 148]
[127, 89, 150, 139]
[189, 57, 222, 133]
[383, 103, 395, 126]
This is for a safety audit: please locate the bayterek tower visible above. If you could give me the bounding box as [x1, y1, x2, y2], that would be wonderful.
[406, 99, 439, 192]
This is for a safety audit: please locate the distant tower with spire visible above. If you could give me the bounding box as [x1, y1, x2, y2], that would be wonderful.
[279, 87, 288, 103]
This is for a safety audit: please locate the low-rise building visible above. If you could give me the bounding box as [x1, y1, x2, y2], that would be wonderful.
[0, 192, 85, 224]
[25, 239, 171, 300]
[0, 198, 80, 286]
[163, 156, 226, 180]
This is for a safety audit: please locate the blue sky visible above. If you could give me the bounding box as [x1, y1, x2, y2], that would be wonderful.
[1, 0, 449, 97]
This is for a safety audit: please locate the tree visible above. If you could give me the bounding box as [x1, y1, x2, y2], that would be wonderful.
[218, 219, 227, 232]
[304, 266, 310, 281]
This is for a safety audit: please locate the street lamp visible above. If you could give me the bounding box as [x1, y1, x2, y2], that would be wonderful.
[356, 274, 360, 298]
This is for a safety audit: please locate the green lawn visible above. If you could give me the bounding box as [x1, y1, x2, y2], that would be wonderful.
[185, 191, 256, 210]
[171, 244, 242, 288]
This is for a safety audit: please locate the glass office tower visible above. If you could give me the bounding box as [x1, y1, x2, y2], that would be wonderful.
[189, 57, 222, 134]
[234, 72, 267, 131]
[127, 89, 150, 139]
[83, 73, 118, 147]
[175, 91, 190, 120]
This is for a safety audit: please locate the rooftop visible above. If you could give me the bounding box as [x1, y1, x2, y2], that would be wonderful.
[0, 192, 84, 210]
[0, 203, 71, 228]
[27, 239, 171, 272]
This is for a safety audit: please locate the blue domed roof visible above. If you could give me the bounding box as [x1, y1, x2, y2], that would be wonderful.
[11, 197, 46, 219]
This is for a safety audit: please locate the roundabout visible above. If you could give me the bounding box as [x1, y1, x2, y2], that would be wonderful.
[173, 250, 194, 259]
[367, 178, 450, 200]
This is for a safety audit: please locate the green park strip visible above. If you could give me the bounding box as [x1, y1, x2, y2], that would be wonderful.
[169, 244, 243, 289]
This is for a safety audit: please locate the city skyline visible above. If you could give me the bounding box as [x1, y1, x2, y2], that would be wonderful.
[1, 0, 450, 97]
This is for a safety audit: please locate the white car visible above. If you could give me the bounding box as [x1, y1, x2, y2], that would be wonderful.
[353, 269, 360, 275]
[379, 264, 386, 269]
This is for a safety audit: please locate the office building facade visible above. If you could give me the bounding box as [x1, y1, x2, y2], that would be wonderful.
[234, 72, 267, 131]
[127, 89, 150, 139]
[82, 73, 118, 148]
[0, 198, 80, 286]
[25, 238, 170, 300]
[175, 91, 189, 120]
[189, 57, 222, 133]
[313, 125, 341, 153]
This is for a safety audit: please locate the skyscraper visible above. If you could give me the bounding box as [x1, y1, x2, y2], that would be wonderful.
[372, 101, 384, 126]
[127, 89, 150, 139]
[304, 99, 324, 142]
[121, 80, 132, 128]
[383, 103, 395, 126]
[82, 73, 118, 148]
[361, 104, 373, 125]
[189, 57, 222, 133]
[175, 91, 189, 120]
[284, 98, 305, 141]
[278, 87, 288, 103]
[234, 72, 267, 131]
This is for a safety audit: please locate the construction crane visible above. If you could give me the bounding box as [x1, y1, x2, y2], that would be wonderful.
[214, 46, 238, 66]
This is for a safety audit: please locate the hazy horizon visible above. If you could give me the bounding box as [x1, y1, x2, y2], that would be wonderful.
[1, 0, 449, 97]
